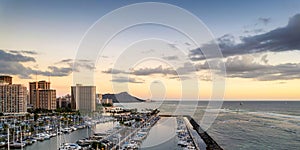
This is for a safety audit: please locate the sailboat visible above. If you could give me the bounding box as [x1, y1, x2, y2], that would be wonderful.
[10, 126, 26, 149]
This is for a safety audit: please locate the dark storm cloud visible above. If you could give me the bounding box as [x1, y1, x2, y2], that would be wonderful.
[189, 14, 300, 61]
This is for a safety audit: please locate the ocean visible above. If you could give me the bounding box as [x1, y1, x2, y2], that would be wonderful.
[116, 101, 300, 150]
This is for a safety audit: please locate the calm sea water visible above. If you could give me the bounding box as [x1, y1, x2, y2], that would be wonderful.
[117, 101, 300, 150]
[23, 122, 114, 150]
[20, 101, 300, 150]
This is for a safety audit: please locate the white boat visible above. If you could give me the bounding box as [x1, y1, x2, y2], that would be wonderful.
[9, 141, 26, 148]
[184, 145, 196, 150]
[178, 140, 188, 147]
[122, 140, 139, 150]
[59, 143, 82, 150]
[36, 133, 50, 141]
[62, 128, 72, 133]
[44, 133, 51, 140]
[70, 126, 77, 131]
[35, 135, 44, 141]
[0, 141, 6, 148]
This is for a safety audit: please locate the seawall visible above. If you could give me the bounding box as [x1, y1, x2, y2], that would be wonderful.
[160, 114, 223, 150]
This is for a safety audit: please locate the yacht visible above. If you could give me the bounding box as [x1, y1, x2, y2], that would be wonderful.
[59, 143, 82, 150]
[0, 141, 7, 148]
[9, 141, 26, 149]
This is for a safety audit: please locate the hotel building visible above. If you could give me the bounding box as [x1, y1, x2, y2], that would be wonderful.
[29, 80, 56, 110]
[0, 76, 27, 113]
[71, 84, 96, 112]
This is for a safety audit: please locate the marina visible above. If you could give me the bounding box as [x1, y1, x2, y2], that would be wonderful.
[0, 107, 217, 150]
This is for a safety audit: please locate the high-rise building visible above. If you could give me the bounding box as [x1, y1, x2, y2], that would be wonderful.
[71, 84, 96, 112]
[29, 80, 50, 104]
[0, 76, 12, 85]
[29, 80, 56, 110]
[37, 89, 56, 110]
[0, 82, 27, 113]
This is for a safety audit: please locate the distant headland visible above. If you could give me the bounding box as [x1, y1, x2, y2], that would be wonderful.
[102, 92, 146, 103]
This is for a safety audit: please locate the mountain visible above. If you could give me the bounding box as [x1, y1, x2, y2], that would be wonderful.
[102, 92, 145, 103]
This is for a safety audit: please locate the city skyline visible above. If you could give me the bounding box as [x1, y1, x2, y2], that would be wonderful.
[1, 0, 300, 100]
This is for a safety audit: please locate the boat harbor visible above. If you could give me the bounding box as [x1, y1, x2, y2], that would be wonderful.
[0, 108, 222, 150]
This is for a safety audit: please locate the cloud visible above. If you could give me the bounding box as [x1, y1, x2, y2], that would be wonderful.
[131, 65, 177, 76]
[168, 76, 191, 80]
[9, 50, 38, 55]
[181, 54, 300, 81]
[206, 55, 300, 81]
[0, 49, 36, 62]
[168, 43, 177, 49]
[102, 68, 127, 74]
[101, 55, 109, 58]
[55, 59, 95, 71]
[0, 51, 93, 78]
[73, 60, 94, 71]
[162, 55, 179, 60]
[55, 59, 73, 64]
[141, 49, 155, 54]
[258, 17, 271, 25]
[244, 28, 265, 34]
[103, 54, 300, 81]
[176, 62, 200, 74]
[103, 65, 178, 76]
[189, 14, 300, 60]
[184, 42, 191, 46]
[45, 66, 73, 77]
[111, 76, 144, 83]
[0, 50, 36, 78]
[260, 54, 268, 64]
[0, 60, 33, 79]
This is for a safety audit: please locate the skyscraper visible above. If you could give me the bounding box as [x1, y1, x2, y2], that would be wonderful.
[0, 78, 27, 113]
[29, 80, 56, 110]
[71, 84, 96, 112]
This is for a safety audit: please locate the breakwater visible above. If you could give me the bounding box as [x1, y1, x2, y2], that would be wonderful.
[159, 114, 223, 150]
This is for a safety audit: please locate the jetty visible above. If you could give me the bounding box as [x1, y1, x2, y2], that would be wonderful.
[160, 114, 223, 150]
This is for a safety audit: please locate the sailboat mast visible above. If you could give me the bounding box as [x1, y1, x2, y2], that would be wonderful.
[7, 128, 10, 150]
[20, 126, 23, 150]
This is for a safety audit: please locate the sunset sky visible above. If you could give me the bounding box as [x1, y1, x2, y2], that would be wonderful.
[1, 0, 300, 100]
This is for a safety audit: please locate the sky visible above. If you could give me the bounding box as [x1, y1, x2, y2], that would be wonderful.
[1, 0, 300, 100]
